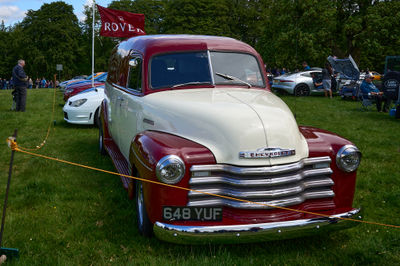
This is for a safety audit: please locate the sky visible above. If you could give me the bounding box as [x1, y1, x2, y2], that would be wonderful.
[0, 0, 113, 26]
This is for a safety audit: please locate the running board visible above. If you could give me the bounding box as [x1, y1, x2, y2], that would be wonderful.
[104, 138, 132, 190]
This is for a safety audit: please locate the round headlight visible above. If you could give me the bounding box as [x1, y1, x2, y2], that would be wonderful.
[156, 155, 185, 184]
[336, 145, 361, 172]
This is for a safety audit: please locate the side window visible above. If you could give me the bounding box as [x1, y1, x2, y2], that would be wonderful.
[127, 57, 142, 92]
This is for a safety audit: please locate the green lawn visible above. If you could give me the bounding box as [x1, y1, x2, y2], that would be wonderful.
[0, 89, 399, 265]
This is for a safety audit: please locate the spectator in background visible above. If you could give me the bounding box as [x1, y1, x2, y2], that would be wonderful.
[311, 73, 323, 89]
[360, 74, 390, 112]
[12, 59, 29, 111]
[35, 78, 40, 88]
[41, 77, 46, 88]
[302, 61, 311, 71]
[322, 62, 333, 99]
[28, 77, 33, 88]
[9, 77, 13, 89]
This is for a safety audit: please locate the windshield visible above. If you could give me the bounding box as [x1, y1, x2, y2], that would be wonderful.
[210, 52, 264, 87]
[150, 51, 265, 89]
[150, 52, 211, 89]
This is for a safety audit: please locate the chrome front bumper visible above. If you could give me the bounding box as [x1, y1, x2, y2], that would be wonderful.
[153, 208, 362, 244]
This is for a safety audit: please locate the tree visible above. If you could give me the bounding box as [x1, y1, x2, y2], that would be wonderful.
[258, 0, 336, 70]
[356, 1, 400, 72]
[17, 1, 83, 79]
[0, 22, 13, 78]
[162, 0, 231, 36]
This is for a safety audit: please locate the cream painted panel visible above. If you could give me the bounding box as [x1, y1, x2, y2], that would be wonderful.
[138, 88, 308, 166]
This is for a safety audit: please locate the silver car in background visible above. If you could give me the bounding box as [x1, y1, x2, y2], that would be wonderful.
[272, 68, 324, 96]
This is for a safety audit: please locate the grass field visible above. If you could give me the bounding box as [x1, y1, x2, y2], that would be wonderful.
[0, 88, 399, 265]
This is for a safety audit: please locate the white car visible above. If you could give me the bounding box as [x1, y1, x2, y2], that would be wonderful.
[272, 68, 324, 96]
[63, 86, 104, 125]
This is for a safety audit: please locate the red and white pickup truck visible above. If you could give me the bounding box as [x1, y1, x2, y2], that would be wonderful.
[99, 35, 362, 244]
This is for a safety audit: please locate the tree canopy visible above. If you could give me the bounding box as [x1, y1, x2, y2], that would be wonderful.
[0, 0, 399, 80]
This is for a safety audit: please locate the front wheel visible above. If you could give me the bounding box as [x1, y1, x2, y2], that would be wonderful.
[136, 180, 153, 237]
[294, 84, 310, 96]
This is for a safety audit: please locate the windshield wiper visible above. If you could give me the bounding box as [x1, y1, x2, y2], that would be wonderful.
[171, 81, 211, 88]
[215, 72, 252, 88]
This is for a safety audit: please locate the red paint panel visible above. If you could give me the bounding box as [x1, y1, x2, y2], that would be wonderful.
[131, 131, 216, 224]
[64, 81, 104, 101]
[299, 126, 358, 209]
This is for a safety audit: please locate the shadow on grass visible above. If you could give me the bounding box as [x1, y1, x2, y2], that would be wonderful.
[55, 120, 97, 129]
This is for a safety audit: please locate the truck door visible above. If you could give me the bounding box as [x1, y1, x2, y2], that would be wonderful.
[117, 56, 144, 160]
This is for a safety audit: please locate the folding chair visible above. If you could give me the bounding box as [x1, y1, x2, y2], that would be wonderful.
[355, 84, 375, 111]
[360, 93, 375, 111]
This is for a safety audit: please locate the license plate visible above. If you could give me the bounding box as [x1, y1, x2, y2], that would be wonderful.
[163, 206, 223, 221]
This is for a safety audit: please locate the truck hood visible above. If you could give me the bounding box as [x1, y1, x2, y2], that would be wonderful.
[142, 88, 308, 166]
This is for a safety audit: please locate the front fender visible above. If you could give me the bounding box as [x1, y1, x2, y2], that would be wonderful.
[129, 130, 216, 224]
[299, 126, 359, 210]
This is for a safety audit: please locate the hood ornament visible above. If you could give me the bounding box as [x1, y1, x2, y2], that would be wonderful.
[239, 147, 295, 159]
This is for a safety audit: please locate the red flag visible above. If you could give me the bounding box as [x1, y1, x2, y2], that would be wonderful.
[97, 5, 146, 38]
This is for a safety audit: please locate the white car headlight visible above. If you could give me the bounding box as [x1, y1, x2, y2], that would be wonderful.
[156, 155, 185, 184]
[336, 145, 361, 172]
[70, 98, 87, 107]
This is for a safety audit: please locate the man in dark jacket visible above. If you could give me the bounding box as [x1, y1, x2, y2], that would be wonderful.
[12, 59, 28, 111]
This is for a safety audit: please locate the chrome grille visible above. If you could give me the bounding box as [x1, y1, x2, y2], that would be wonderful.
[188, 156, 334, 209]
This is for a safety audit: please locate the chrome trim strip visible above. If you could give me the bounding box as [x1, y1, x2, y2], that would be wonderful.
[153, 208, 362, 244]
[190, 156, 331, 175]
[188, 177, 334, 198]
[187, 190, 335, 209]
[132, 149, 153, 172]
[189, 168, 333, 187]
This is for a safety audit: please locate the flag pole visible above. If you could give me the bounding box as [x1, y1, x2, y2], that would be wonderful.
[92, 0, 95, 88]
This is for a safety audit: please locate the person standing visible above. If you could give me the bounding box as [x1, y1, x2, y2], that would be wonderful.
[302, 61, 311, 71]
[41, 77, 46, 88]
[322, 62, 333, 98]
[12, 59, 28, 111]
[28, 77, 33, 88]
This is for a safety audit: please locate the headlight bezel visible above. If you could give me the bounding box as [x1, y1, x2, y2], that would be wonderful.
[336, 144, 361, 172]
[70, 98, 87, 107]
[155, 155, 186, 184]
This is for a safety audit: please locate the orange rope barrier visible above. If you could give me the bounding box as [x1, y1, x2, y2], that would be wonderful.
[8, 142, 400, 230]
[15, 87, 57, 151]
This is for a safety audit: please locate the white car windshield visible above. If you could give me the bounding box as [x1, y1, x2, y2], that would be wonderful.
[150, 51, 265, 89]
